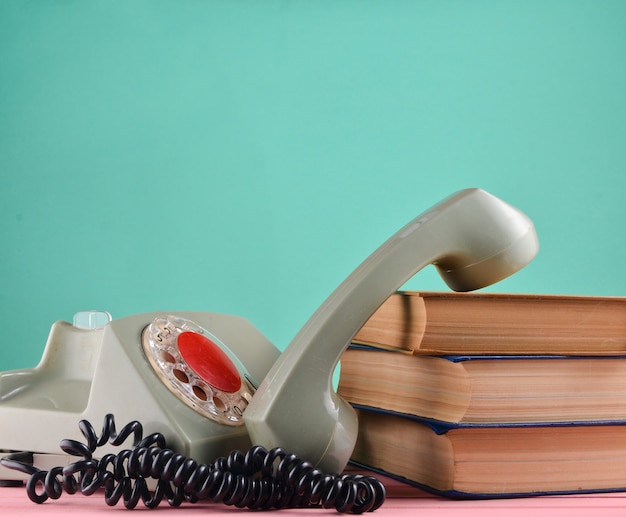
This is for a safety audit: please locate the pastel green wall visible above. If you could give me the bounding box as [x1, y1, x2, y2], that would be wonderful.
[1, 1, 625, 370]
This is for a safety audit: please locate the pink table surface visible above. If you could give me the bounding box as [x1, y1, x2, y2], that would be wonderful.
[2, 472, 626, 517]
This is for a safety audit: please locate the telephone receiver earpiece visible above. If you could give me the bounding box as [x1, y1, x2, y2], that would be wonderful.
[244, 188, 539, 473]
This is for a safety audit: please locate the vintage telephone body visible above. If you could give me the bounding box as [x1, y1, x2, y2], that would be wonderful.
[0, 189, 539, 501]
[0, 311, 281, 483]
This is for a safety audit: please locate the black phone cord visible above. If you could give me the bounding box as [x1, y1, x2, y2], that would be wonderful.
[1, 414, 385, 513]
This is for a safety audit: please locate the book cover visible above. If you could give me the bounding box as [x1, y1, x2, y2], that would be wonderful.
[352, 291, 626, 355]
[350, 407, 626, 498]
[338, 346, 626, 424]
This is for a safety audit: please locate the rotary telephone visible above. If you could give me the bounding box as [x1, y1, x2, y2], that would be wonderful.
[0, 188, 538, 511]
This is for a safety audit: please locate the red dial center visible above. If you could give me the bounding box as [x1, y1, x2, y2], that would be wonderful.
[177, 331, 242, 393]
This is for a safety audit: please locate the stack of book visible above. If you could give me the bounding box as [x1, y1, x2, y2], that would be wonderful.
[337, 291, 626, 497]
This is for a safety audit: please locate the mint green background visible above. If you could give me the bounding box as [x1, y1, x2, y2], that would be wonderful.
[1, 1, 625, 371]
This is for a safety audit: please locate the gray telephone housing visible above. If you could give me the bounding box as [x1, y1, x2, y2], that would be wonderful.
[0, 188, 539, 482]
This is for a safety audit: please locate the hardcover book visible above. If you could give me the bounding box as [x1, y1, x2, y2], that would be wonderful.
[338, 346, 626, 424]
[353, 291, 626, 355]
[351, 408, 626, 497]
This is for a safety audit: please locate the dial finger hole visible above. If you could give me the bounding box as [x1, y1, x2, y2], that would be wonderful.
[173, 369, 189, 384]
[213, 395, 228, 413]
[193, 385, 208, 401]
[160, 350, 177, 364]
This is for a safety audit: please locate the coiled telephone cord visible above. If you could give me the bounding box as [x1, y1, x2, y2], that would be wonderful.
[1, 414, 385, 513]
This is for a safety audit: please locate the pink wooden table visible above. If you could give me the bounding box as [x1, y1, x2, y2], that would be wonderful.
[2, 472, 626, 516]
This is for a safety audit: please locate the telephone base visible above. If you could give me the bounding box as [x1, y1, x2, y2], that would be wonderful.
[0, 311, 281, 472]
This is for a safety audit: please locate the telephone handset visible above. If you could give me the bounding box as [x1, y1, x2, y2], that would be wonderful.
[244, 188, 539, 473]
[0, 188, 538, 507]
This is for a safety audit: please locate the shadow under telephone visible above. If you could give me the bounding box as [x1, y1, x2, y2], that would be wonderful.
[0, 188, 538, 511]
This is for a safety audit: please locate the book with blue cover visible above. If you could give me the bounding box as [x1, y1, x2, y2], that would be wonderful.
[352, 291, 626, 355]
[338, 346, 626, 425]
[350, 407, 626, 497]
